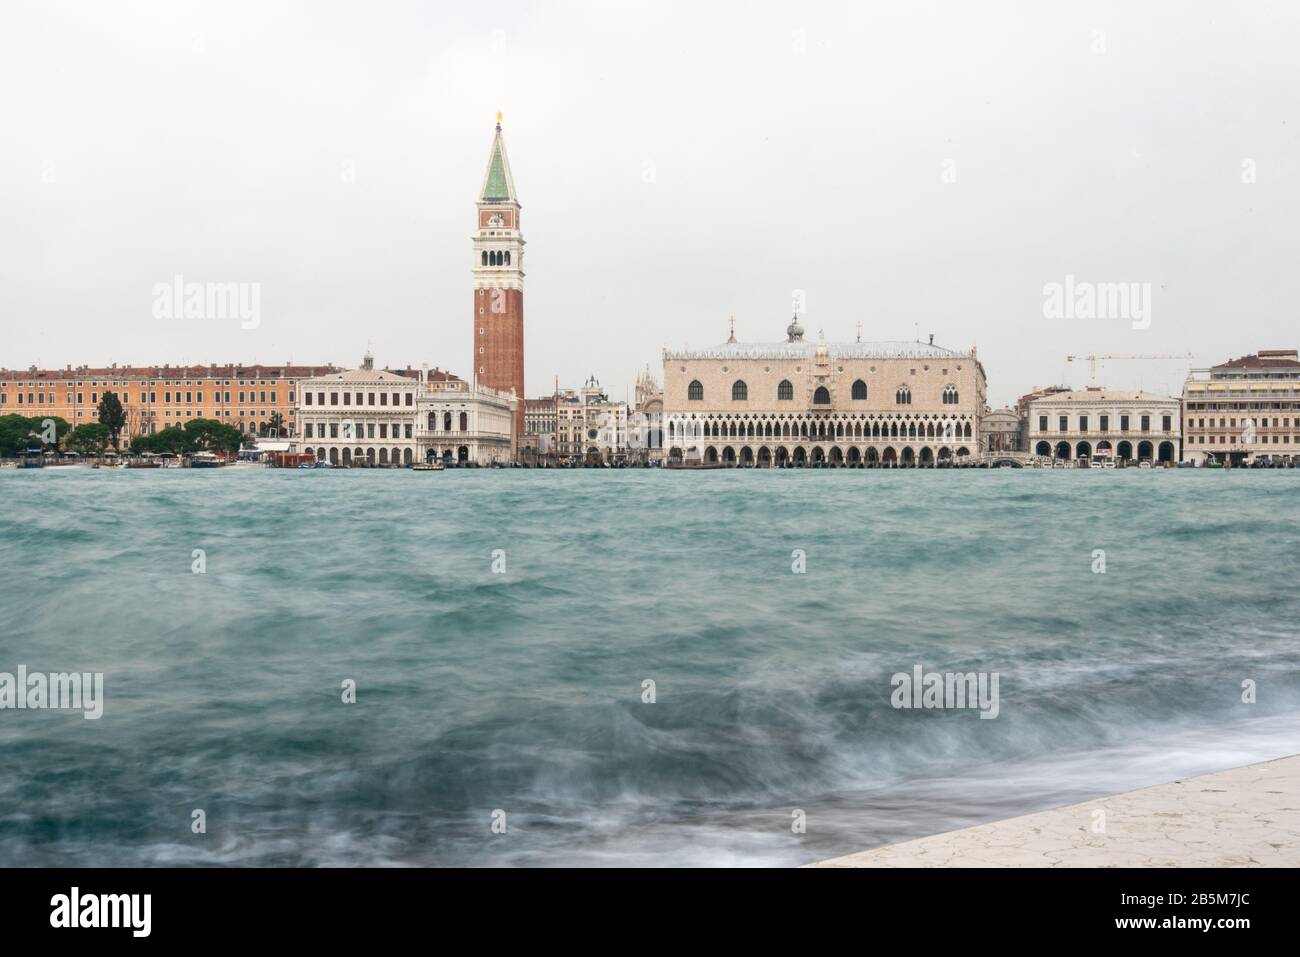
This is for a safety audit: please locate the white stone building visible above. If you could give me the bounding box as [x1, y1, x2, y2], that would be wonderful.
[298, 361, 419, 466]
[416, 379, 516, 466]
[296, 354, 516, 466]
[556, 377, 629, 464]
[1026, 388, 1180, 464]
[632, 366, 665, 464]
[983, 407, 1022, 453]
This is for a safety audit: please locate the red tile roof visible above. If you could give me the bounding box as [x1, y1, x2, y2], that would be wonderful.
[0, 363, 465, 382]
[0, 364, 340, 381]
[1213, 350, 1300, 370]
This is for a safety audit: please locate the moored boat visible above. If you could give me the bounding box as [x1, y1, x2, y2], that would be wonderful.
[190, 451, 225, 469]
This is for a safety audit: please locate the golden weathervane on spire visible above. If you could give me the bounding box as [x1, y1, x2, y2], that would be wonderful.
[496, 111, 503, 125]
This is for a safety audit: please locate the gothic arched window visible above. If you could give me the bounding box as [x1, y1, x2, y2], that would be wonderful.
[851, 379, 867, 400]
[732, 380, 748, 401]
[813, 386, 831, 405]
[687, 380, 703, 401]
[896, 387, 911, 405]
[943, 385, 959, 405]
[504, 251, 511, 266]
[777, 380, 793, 401]
[481, 251, 488, 266]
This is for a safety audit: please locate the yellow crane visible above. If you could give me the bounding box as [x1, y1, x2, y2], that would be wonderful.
[1066, 353, 1196, 383]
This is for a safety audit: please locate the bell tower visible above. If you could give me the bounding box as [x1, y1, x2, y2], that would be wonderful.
[472, 112, 525, 437]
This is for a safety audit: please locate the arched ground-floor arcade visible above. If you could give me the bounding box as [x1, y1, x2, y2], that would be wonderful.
[667, 443, 975, 467]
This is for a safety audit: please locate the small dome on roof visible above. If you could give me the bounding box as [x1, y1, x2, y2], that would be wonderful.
[786, 315, 805, 342]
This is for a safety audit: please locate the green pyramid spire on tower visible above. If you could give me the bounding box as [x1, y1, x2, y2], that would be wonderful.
[479, 112, 517, 203]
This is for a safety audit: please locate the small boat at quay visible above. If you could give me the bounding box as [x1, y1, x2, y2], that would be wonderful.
[189, 451, 225, 469]
[412, 461, 445, 471]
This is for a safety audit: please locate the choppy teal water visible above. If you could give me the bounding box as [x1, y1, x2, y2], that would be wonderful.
[1, 467, 1299, 867]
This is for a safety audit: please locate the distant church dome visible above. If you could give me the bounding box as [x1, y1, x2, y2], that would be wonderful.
[786, 315, 805, 342]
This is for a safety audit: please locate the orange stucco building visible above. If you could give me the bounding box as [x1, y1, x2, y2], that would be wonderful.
[0, 363, 338, 441]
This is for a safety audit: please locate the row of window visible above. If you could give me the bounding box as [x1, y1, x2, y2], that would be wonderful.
[312, 447, 415, 466]
[671, 419, 974, 440]
[306, 412, 474, 433]
[3, 379, 284, 388]
[306, 422, 414, 440]
[1190, 434, 1297, 444]
[150, 409, 277, 418]
[131, 418, 283, 436]
[1186, 400, 1300, 410]
[430, 412, 470, 432]
[480, 250, 513, 266]
[1, 390, 286, 405]
[1034, 440, 1175, 460]
[304, 391, 413, 407]
[1188, 417, 1294, 429]
[691, 380, 958, 405]
[1037, 414, 1172, 433]
[668, 412, 972, 422]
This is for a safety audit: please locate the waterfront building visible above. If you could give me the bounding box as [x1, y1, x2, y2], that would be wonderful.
[633, 366, 665, 464]
[661, 317, 986, 466]
[416, 377, 516, 466]
[297, 353, 515, 466]
[523, 395, 557, 458]
[0, 363, 336, 442]
[1015, 385, 1069, 452]
[982, 407, 1022, 453]
[556, 378, 628, 463]
[1182, 349, 1300, 465]
[298, 354, 420, 466]
[1025, 387, 1180, 464]
[472, 114, 526, 439]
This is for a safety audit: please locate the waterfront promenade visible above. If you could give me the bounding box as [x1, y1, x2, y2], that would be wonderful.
[813, 755, 1300, 867]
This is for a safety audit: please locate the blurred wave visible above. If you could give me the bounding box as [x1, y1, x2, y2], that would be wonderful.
[1, 468, 1298, 866]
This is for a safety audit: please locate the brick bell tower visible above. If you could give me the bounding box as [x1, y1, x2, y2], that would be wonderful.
[473, 112, 525, 437]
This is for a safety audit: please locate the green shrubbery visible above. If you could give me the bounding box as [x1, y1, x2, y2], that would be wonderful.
[1, 413, 244, 458]
[0, 414, 70, 456]
[128, 419, 244, 455]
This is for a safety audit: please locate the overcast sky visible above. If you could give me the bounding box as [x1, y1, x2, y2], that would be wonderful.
[2, 0, 1297, 405]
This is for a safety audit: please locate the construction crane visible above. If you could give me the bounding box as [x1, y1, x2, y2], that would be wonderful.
[1065, 353, 1196, 384]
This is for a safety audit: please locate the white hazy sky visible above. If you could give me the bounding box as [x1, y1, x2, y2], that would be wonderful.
[1, 0, 1297, 406]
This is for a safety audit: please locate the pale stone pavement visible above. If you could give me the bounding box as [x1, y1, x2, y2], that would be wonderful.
[813, 754, 1300, 867]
